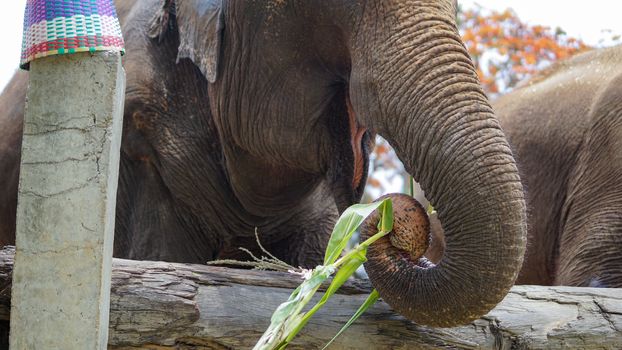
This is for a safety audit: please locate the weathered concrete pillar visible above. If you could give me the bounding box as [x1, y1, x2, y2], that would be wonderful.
[9, 52, 124, 349]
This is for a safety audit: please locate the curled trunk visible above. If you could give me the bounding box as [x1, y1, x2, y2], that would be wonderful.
[351, 4, 527, 327]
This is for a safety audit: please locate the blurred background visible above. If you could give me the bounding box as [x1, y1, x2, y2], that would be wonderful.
[1, 0, 621, 201]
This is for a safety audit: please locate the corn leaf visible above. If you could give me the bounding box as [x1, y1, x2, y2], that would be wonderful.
[378, 198, 393, 233]
[426, 202, 436, 215]
[254, 266, 334, 350]
[322, 289, 381, 350]
[256, 198, 393, 350]
[285, 249, 368, 343]
[323, 200, 389, 265]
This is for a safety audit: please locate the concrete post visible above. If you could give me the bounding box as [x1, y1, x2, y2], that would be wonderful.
[9, 52, 124, 349]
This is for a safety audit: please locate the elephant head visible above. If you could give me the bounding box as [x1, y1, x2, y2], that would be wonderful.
[142, 0, 527, 327]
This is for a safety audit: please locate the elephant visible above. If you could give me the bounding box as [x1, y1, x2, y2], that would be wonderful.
[0, 0, 527, 327]
[493, 44, 622, 288]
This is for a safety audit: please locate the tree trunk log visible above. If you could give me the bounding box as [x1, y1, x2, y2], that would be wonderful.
[0, 246, 620, 349]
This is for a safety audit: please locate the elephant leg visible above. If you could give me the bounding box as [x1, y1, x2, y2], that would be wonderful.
[115, 154, 222, 263]
[217, 226, 330, 269]
[556, 107, 622, 287]
[265, 183, 338, 268]
[267, 227, 330, 268]
[0, 152, 19, 247]
[210, 182, 338, 269]
[0, 71, 27, 247]
[556, 200, 622, 287]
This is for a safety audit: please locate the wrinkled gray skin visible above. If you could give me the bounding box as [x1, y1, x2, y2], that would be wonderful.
[495, 45, 622, 288]
[0, 0, 526, 326]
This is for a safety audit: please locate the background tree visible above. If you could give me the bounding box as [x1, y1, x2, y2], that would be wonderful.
[460, 5, 592, 96]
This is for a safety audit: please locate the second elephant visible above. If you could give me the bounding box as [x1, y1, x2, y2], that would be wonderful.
[495, 44, 622, 287]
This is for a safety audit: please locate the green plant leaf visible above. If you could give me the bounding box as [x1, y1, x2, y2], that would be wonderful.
[378, 198, 393, 233]
[322, 289, 381, 350]
[269, 285, 302, 324]
[286, 249, 369, 343]
[426, 202, 436, 215]
[255, 198, 394, 350]
[255, 266, 335, 350]
[323, 250, 367, 300]
[323, 200, 388, 265]
[299, 266, 334, 295]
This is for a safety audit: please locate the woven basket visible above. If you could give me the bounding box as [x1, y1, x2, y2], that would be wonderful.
[21, 0, 125, 69]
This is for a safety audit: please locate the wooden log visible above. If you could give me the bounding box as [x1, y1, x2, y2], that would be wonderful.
[0, 246, 620, 349]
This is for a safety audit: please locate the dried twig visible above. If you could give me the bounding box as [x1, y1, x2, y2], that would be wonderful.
[206, 229, 296, 272]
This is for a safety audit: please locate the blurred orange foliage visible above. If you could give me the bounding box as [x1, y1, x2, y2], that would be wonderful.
[459, 6, 591, 95]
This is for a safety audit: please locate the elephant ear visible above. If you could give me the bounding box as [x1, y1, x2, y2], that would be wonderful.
[149, 0, 224, 83]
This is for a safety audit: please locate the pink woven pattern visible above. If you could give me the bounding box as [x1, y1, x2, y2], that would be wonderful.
[20, 0, 125, 68]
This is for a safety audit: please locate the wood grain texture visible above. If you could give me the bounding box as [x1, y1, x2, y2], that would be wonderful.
[0, 246, 620, 349]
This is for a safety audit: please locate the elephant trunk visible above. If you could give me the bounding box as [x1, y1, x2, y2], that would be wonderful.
[349, 4, 527, 327]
